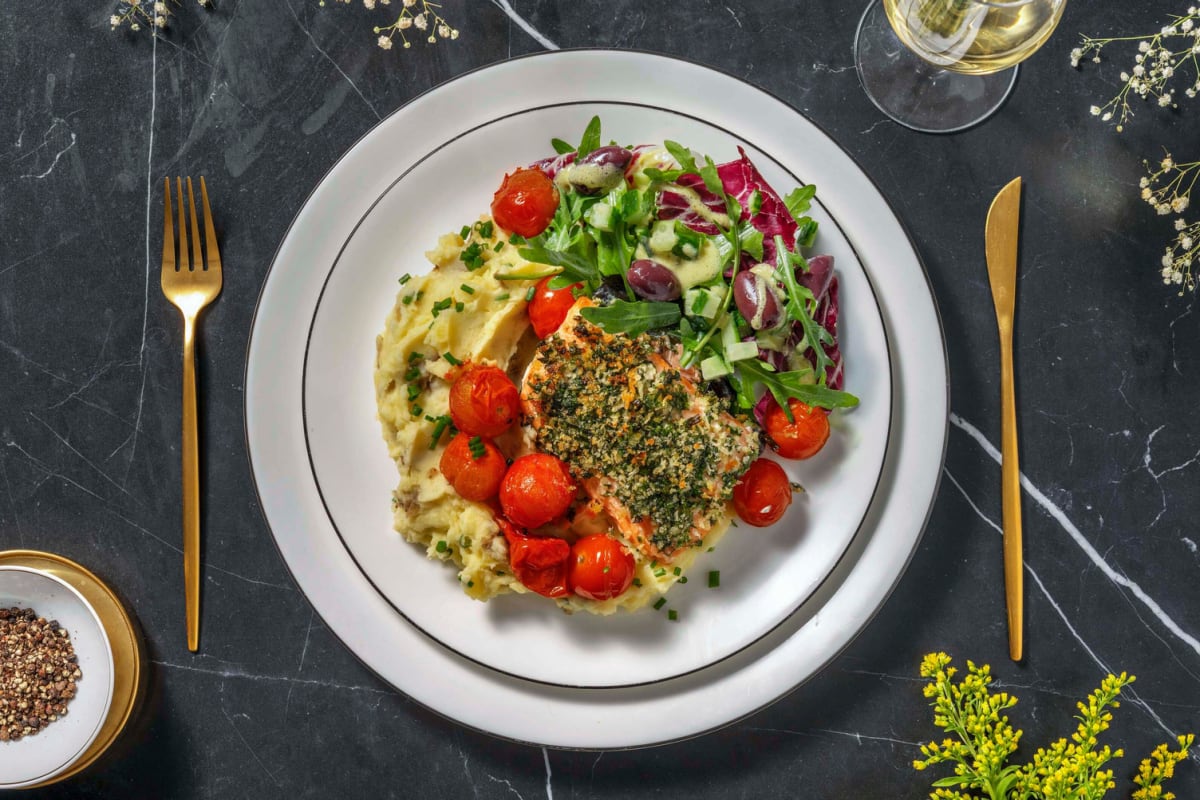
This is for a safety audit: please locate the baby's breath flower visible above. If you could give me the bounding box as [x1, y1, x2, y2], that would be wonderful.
[366, 0, 460, 53]
[1144, 152, 1200, 293]
[1074, 8, 1200, 130]
[377, 34, 392, 49]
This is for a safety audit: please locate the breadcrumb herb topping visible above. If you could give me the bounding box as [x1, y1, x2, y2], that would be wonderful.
[526, 316, 758, 555]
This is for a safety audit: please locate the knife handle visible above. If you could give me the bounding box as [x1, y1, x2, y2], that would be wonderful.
[998, 324, 1023, 661]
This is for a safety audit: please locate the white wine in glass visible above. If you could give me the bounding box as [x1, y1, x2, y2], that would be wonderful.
[855, 0, 1068, 132]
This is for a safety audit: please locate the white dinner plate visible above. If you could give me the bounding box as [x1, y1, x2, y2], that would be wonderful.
[246, 50, 947, 746]
[302, 103, 890, 687]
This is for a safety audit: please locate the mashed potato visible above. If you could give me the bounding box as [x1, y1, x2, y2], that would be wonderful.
[374, 219, 729, 614]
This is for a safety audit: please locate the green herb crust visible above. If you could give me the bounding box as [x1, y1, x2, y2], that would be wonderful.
[524, 313, 759, 558]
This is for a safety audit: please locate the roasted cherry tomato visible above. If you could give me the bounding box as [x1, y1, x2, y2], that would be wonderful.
[762, 396, 831, 460]
[490, 168, 559, 238]
[439, 433, 507, 502]
[448, 364, 521, 438]
[496, 517, 570, 598]
[499, 453, 576, 529]
[569, 534, 636, 601]
[527, 277, 582, 339]
[732, 458, 793, 527]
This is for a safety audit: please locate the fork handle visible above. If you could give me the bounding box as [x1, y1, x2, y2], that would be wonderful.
[182, 313, 201, 652]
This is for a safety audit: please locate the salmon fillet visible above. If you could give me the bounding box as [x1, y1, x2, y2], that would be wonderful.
[521, 299, 760, 563]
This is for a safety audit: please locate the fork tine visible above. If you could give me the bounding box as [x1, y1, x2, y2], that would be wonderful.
[162, 178, 176, 272]
[199, 177, 221, 272]
[186, 177, 204, 272]
[176, 177, 189, 271]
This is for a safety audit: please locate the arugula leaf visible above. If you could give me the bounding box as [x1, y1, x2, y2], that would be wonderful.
[794, 217, 819, 249]
[581, 300, 681, 336]
[784, 186, 820, 249]
[773, 234, 835, 378]
[784, 185, 816, 219]
[699, 156, 723, 196]
[643, 167, 686, 183]
[518, 245, 599, 287]
[737, 358, 859, 410]
[741, 228, 764, 262]
[550, 137, 575, 155]
[663, 140, 699, 174]
[578, 116, 602, 157]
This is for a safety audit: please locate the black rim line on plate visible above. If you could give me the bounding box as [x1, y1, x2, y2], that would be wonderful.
[298, 98, 894, 690]
[241, 47, 951, 749]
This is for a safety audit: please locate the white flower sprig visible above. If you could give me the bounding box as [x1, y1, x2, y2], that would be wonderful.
[1071, 7, 1200, 132]
[1143, 154, 1200, 294]
[320, 0, 460, 51]
[111, 0, 211, 34]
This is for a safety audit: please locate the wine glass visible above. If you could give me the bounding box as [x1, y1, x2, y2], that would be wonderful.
[854, 0, 1068, 134]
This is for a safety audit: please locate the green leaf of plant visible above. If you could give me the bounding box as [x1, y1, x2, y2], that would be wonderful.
[700, 155, 724, 197]
[930, 776, 973, 788]
[663, 140, 699, 174]
[551, 137, 575, 155]
[518, 245, 599, 287]
[774, 234, 835, 378]
[784, 185, 816, 220]
[643, 167, 686, 183]
[580, 300, 681, 337]
[737, 357, 858, 410]
[578, 116, 602, 157]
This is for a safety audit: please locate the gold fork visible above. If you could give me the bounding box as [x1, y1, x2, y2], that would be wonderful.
[161, 177, 222, 652]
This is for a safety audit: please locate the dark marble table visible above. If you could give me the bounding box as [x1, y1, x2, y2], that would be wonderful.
[2, 2, 1197, 797]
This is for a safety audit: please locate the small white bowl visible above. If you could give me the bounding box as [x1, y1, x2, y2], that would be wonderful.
[0, 566, 114, 789]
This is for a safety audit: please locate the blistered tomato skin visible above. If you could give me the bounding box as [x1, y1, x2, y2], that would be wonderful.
[438, 434, 507, 502]
[496, 517, 571, 598]
[527, 277, 582, 339]
[762, 396, 831, 460]
[499, 453, 577, 529]
[732, 458, 793, 527]
[448, 365, 521, 438]
[490, 168, 559, 238]
[569, 534, 636, 601]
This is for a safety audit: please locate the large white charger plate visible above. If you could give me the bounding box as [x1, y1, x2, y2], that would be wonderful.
[302, 107, 890, 687]
[246, 50, 947, 747]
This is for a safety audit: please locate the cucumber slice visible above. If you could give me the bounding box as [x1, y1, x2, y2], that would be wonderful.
[700, 354, 731, 380]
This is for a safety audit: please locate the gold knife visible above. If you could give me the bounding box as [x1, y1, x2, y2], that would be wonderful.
[985, 176, 1024, 662]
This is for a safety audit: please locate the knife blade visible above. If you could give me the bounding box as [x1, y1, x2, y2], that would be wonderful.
[985, 176, 1024, 662]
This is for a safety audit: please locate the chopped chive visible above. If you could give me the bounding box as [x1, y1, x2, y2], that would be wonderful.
[443, 352, 462, 366]
[631, 578, 642, 587]
[477, 220, 494, 238]
[455, 301, 464, 312]
[508, 233, 524, 245]
[410, 404, 423, 416]
[460, 225, 471, 239]
[402, 294, 414, 305]
[428, 415, 452, 448]
[431, 297, 453, 317]
[668, 609, 678, 621]
[407, 351, 423, 363]
[708, 571, 720, 588]
[493, 241, 505, 252]
[462, 242, 485, 270]
[436, 540, 449, 553]
[467, 580, 474, 588]
[468, 436, 486, 460]
[403, 366, 421, 382]
[495, 292, 510, 301]
[672, 566, 682, 576]
[406, 384, 421, 401]
[653, 598, 666, 610]
[460, 283, 476, 294]
[653, 568, 666, 578]
[525, 286, 536, 302]
[398, 273, 412, 285]
[459, 535, 472, 548]
[679, 576, 688, 584]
